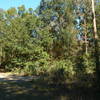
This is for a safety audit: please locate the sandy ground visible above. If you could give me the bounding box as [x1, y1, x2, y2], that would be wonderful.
[0, 72, 37, 82]
[0, 73, 99, 100]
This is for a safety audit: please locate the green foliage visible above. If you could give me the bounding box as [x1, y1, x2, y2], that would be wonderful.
[82, 54, 95, 74]
[0, 0, 99, 85]
[11, 49, 50, 75]
[75, 53, 96, 77]
[48, 60, 75, 83]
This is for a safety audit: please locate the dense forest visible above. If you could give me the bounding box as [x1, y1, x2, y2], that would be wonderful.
[0, 0, 100, 86]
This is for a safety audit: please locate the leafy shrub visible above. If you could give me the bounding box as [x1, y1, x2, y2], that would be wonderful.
[82, 54, 95, 74]
[75, 53, 95, 74]
[12, 50, 50, 76]
[48, 59, 75, 84]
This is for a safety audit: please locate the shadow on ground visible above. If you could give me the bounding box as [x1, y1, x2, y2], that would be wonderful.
[0, 75, 100, 100]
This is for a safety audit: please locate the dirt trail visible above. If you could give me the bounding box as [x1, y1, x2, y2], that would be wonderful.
[0, 72, 36, 82]
[0, 72, 11, 78]
[0, 73, 99, 100]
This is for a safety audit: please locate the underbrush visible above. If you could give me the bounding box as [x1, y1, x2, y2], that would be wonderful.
[9, 54, 96, 86]
[12, 59, 75, 84]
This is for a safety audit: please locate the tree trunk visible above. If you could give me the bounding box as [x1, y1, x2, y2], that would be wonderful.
[91, 0, 100, 84]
